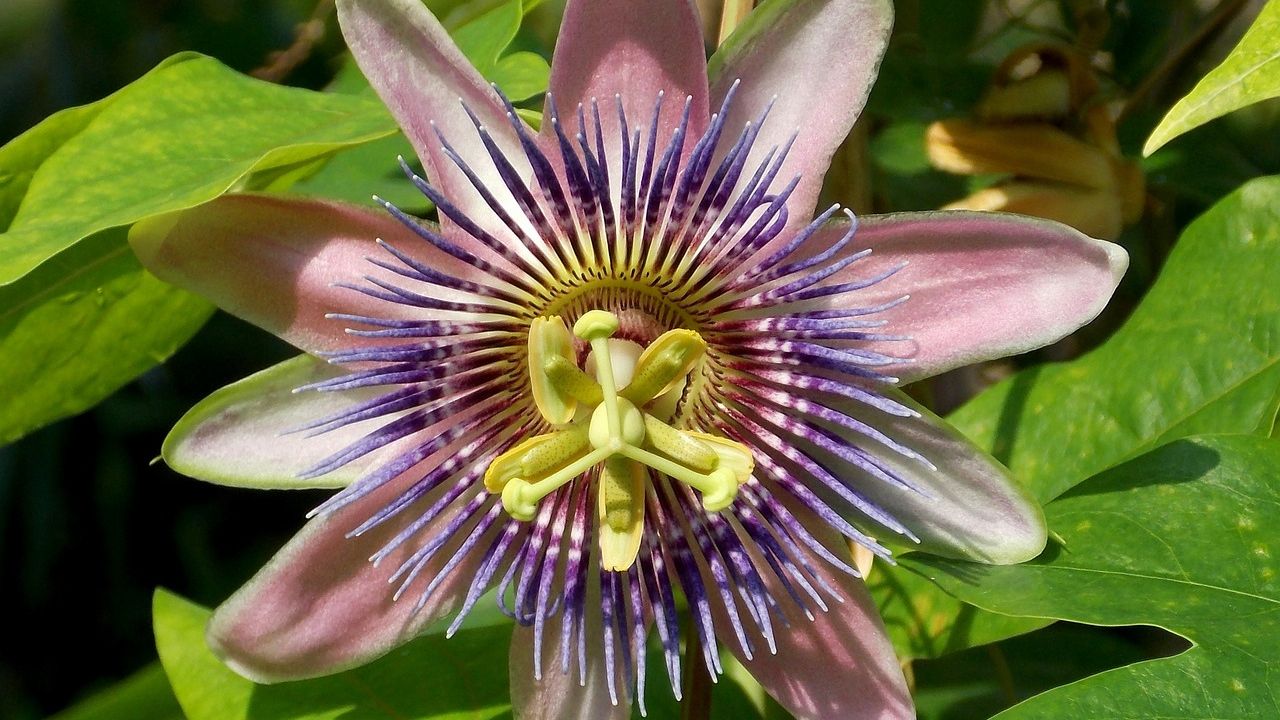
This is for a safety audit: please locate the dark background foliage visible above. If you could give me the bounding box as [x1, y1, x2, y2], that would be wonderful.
[1, 3, 324, 716]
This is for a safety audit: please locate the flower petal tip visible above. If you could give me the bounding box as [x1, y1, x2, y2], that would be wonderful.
[205, 614, 282, 686]
[1101, 235, 1130, 282]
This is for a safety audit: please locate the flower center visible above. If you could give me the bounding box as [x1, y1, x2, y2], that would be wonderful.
[484, 309, 753, 571]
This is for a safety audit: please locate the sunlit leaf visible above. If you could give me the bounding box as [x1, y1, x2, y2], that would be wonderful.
[0, 228, 213, 444]
[903, 435, 1280, 718]
[952, 174, 1280, 503]
[875, 173, 1280, 660]
[491, 50, 552, 103]
[452, 0, 523, 74]
[0, 53, 395, 285]
[0, 53, 396, 442]
[1145, 0, 1280, 154]
[48, 664, 183, 720]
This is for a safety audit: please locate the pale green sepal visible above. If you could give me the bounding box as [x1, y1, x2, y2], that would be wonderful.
[164, 354, 384, 490]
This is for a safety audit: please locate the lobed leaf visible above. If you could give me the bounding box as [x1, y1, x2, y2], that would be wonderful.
[951, 174, 1280, 503]
[903, 435, 1280, 718]
[874, 173, 1280, 660]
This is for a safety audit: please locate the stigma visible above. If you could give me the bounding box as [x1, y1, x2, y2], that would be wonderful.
[484, 309, 753, 570]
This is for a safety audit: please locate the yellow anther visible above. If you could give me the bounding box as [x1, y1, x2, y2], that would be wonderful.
[519, 425, 591, 478]
[486, 435, 545, 492]
[486, 428, 591, 492]
[573, 310, 620, 341]
[499, 445, 613, 520]
[598, 457, 646, 571]
[528, 316, 578, 425]
[622, 329, 706, 405]
[544, 354, 603, 406]
[643, 415, 719, 473]
[686, 431, 755, 486]
[589, 397, 645, 449]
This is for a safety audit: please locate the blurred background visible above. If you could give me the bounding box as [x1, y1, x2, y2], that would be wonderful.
[1, 1, 1276, 718]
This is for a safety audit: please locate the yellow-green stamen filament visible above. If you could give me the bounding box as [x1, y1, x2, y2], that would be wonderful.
[492, 310, 755, 570]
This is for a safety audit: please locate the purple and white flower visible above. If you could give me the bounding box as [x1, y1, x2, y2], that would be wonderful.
[131, 1, 1127, 718]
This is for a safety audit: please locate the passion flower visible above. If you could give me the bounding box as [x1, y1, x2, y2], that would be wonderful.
[131, 1, 1127, 717]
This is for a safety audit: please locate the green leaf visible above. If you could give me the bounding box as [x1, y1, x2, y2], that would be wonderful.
[0, 228, 213, 444]
[868, 557, 1046, 660]
[901, 435, 1280, 718]
[874, 173, 1280, 660]
[452, 0, 523, 75]
[491, 50, 552, 103]
[1144, 0, 1280, 155]
[49, 664, 183, 720]
[951, 174, 1280, 503]
[1, 52, 396, 285]
[153, 588, 513, 720]
[0, 102, 103, 231]
[294, 1, 548, 207]
[0, 53, 396, 442]
[911, 624, 1147, 720]
[290, 133, 427, 212]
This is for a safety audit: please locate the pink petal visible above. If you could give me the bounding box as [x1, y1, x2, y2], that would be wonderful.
[805, 387, 1048, 564]
[708, 0, 893, 239]
[720, 533, 912, 720]
[129, 193, 494, 356]
[547, 0, 710, 150]
[207, 463, 492, 682]
[508, 616, 630, 720]
[758, 212, 1128, 383]
[164, 355, 420, 490]
[336, 0, 533, 245]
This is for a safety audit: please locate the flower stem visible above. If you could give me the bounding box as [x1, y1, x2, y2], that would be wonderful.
[681, 626, 713, 720]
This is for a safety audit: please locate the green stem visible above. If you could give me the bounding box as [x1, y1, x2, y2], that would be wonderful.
[681, 626, 713, 720]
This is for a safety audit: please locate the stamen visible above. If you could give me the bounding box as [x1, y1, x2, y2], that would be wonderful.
[621, 329, 706, 405]
[487, 310, 754, 570]
[528, 316, 578, 424]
